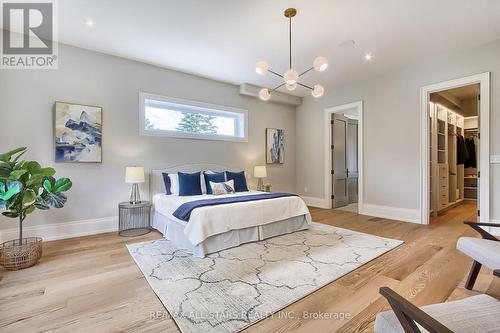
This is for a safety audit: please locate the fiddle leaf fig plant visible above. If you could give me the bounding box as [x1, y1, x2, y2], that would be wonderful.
[0, 147, 72, 243]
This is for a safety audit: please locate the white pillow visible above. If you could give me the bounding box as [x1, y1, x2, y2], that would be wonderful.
[168, 173, 179, 195]
[209, 179, 235, 195]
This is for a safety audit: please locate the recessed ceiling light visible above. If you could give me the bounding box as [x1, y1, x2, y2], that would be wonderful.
[84, 18, 94, 28]
[364, 53, 373, 61]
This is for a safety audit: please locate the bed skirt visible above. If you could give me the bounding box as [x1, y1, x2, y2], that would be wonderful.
[152, 211, 309, 257]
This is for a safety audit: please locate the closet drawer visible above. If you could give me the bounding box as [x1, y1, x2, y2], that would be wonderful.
[439, 186, 448, 195]
[438, 164, 449, 173]
[439, 178, 448, 186]
[439, 202, 448, 210]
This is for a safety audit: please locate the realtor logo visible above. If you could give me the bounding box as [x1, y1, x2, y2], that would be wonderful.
[1, 0, 58, 69]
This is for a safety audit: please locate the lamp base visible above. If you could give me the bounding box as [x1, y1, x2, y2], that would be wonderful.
[257, 179, 264, 191]
[129, 183, 141, 204]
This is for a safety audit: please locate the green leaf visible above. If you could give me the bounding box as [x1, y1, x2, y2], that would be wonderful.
[43, 178, 53, 192]
[43, 192, 67, 208]
[0, 181, 22, 201]
[2, 211, 19, 218]
[23, 204, 36, 215]
[22, 189, 36, 207]
[34, 167, 56, 177]
[0, 147, 27, 162]
[26, 174, 45, 187]
[53, 178, 72, 193]
[9, 169, 27, 180]
[24, 161, 41, 174]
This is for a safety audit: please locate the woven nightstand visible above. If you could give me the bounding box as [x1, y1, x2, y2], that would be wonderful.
[118, 201, 152, 237]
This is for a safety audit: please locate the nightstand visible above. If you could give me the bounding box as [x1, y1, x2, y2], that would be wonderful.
[118, 201, 152, 237]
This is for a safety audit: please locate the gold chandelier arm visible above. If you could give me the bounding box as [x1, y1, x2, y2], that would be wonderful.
[268, 69, 284, 78]
[297, 82, 313, 90]
[299, 67, 314, 77]
[270, 82, 286, 92]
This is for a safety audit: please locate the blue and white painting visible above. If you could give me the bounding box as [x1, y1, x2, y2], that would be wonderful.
[54, 102, 102, 162]
[266, 128, 284, 164]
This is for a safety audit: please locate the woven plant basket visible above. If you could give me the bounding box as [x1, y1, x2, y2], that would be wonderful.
[0, 237, 42, 270]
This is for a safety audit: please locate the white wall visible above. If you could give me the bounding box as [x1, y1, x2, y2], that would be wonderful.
[296, 38, 500, 221]
[0, 44, 296, 229]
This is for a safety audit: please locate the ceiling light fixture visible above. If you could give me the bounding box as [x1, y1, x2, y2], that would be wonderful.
[364, 53, 373, 61]
[84, 18, 94, 28]
[256, 8, 327, 100]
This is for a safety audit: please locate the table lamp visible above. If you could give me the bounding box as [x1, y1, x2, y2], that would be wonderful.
[125, 166, 145, 204]
[254, 165, 267, 191]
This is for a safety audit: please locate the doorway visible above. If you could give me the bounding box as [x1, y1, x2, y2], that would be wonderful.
[420, 73, 490, 225]
[324, 101, 363, 213]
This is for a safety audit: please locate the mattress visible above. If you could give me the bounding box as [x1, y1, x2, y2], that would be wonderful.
[152, 191, 312, 245]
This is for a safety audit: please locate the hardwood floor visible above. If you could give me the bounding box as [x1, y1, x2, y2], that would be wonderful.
[1, 202, 497, 332]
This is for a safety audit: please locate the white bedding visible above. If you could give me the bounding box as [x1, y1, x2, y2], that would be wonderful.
[152, 191, 311, 245]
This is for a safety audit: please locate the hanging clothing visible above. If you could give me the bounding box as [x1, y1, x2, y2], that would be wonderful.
[465, 137, 477, 168]
[456, 135, 467, 165]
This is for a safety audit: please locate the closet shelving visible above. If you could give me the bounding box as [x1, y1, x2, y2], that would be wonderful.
[429, 103, 465, 215]
[463, 120, 478, 200]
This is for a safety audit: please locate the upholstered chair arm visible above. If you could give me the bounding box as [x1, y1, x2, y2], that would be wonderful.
[379, 287, 453, 333]
[463, 221, 500, 241]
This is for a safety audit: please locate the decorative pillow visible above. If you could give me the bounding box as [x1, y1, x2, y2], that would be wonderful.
[162, 172, 172, 195]
[168, 173, 179, 195]
[178, 172, 202, 196]
[209, 180, 235, 195]
[225, 171, 249, 192]
[204, 171, 225, 194]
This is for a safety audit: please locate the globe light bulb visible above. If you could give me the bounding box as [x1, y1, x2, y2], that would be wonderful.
[283, 68, 299, 85]
[313, 56, 328, 72]
[255, 60, 269, 75]
[311, 84, 324, 98]
[259, 88, 271, 101]
[285, 82, 297, 91]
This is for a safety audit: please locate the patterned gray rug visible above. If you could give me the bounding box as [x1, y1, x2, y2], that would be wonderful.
[127, 222, 402, 333]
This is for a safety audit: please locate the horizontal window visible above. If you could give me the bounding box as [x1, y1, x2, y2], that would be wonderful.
[139, 92, 248, 142]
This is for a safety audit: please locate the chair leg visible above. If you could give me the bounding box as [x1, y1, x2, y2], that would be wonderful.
[465, 261, 482, 290]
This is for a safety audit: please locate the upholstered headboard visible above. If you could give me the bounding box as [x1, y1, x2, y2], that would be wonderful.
[149, 163, 246, 198]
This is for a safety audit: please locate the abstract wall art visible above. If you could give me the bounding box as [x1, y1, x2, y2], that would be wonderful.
[54, 102, 102, 162]
[266, 128, 284, 164]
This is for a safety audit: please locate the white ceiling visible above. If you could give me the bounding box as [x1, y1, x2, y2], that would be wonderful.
[54, 0, 500, 96]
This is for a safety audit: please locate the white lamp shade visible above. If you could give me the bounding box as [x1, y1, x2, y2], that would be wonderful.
[254, 165, 267, 178]
[311, 84, 325, 98]
[313, 56, 328, 72]
[259, 88, 271, 101]
[283, 69, 299, 85]
[255, 60, 269, 75]
[125, 166, 145, 183]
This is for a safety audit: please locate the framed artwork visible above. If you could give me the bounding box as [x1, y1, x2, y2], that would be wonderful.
[54, 102, 102, 162]
[266, 128, 284, 164]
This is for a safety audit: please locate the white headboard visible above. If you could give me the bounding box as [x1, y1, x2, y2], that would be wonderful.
[149, 163, 246, 198]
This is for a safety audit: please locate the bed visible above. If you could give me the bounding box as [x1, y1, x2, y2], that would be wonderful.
[149, 164, 312, 257]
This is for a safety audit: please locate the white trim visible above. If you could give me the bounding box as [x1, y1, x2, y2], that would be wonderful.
[420, 72, 490, 225]
[359, 204, 420, 224]
[138, 92, 249, 142]
[0, 217, 118, 243]
[324, 101, 364, 210]
[301, 196, 330, 209]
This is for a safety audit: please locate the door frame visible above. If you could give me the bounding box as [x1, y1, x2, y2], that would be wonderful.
[324, 101, 363, 210]
[420, 72, 490, 225]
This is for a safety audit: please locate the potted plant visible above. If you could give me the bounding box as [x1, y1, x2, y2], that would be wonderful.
[0, 147, 72, 270]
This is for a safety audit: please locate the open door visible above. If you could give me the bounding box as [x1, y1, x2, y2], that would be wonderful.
[331, 114, 349, 208]
[347, 119, 359, 204]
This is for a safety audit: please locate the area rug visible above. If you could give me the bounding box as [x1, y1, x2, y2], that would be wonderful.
[127, 222, 402, 333]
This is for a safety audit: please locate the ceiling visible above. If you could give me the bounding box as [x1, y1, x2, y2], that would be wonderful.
[48, 1, 500, 96]
[442, 84, 480, 101]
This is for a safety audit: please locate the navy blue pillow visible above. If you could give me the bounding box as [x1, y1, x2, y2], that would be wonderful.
[178, 172, 202, 196]
[225, 171, 248, 192]
[162, 172, 172, 195]
[204, 172, 225, 194]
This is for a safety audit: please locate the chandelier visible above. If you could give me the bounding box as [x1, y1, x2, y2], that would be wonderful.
[255, 8, 327, 101]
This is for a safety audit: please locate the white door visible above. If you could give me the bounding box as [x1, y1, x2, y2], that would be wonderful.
[332, 114, 349, 208]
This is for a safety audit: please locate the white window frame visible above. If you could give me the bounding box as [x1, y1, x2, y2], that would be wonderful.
[139, 92, 248, 142]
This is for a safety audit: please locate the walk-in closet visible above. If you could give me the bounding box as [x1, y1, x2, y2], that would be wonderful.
[429, 84, 479, 217]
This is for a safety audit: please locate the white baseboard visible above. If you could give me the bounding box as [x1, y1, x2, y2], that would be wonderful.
[300, 196, 330, 209]
[489, 219, 500, 236]
[0, 216, 118, 243]
[359, 204, 421, 224]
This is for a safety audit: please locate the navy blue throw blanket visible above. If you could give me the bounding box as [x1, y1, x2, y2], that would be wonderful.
[173, 192, 298, 222]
